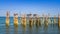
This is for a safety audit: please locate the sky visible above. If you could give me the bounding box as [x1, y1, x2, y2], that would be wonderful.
[0, 0, 60, 17]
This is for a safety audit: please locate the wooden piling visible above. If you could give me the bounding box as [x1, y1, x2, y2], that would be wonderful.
[6, 11, 10, 27]
[21, 14, 26, 27]
[58, 14, 60, 27]
[14, 13, 18, 27]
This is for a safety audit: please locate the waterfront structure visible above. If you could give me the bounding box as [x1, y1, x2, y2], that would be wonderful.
[42, 14, 45, 24]
[54, 15, 56, 24]
[21, 14, 26, 27]
[29, 13, 33, 27]
[14, 13, 18, 27]
[44, 15, 48, 26]
[58, 14, 60, 27]
[48, 13, 51, 24]
[5, 12, 59, 27]
[35, 15, 41, 26]
[6, 11, 10, 26]
[33, 14, 37, 25]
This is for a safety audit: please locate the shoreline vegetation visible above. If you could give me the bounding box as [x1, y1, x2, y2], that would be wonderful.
[5, 11, 60, 27]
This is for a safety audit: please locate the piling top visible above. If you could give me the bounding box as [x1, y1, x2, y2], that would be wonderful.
[33, 14, 37, 16]
[54, 15, 56, 18]
[14, 13, 18, 16]
[22, 14, 26, 17]
[6, 11, 10, 16]
[59, 15, 60, 18]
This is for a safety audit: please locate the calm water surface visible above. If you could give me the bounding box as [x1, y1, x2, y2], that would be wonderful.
[0, 17, 60, 34]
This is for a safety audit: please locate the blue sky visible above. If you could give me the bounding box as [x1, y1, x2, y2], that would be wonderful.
[0, 0, 60, 17]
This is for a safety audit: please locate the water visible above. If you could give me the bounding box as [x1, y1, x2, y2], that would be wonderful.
[0, 17, 60, 34]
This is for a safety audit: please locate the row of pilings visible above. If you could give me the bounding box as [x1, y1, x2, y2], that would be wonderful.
[6, 11, 60, 28]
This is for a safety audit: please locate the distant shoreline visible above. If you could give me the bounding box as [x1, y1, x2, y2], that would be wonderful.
[0, 17, 58, 19]
[0, 16, 59, 17]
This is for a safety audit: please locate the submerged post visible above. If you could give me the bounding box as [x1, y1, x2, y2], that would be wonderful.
[14, 13, 18, 27]
[54, 15, 56, 24]
[36, 15, 41, 26]
[48, 13, 51, 24]
[42, 14, 45, 24]
[21, 14, 26, 27]
[44, 15, 48, 26]
[6, 11, 10, 27]
[58, 14, 60, 27]
[29, 13, 33, 27]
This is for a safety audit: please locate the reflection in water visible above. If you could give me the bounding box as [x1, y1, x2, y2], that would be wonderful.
[29, 26, 32, 34]
[44, 26, 48, 31]
[22, 25, 26, 34]
[44, 25, 48, 34]
[14, 26, 18, 34]
[35, 25, 39, 34]
[58, 25, 60, 30]
[3, 23, 60, 34]
[58, 26, 60, 34]
[6, 26, 10, 34]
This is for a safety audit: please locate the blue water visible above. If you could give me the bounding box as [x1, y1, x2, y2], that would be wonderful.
[0, 17, 60, 34]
